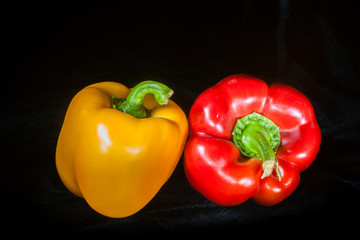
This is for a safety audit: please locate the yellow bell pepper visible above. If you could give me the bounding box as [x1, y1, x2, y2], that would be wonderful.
[56, 81, 188, 218]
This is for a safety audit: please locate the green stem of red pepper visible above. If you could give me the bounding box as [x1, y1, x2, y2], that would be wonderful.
[112, 81, 174, 118]
[232, 112, 282, 181]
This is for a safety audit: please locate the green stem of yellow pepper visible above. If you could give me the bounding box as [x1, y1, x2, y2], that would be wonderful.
[113, 81, 174, 118]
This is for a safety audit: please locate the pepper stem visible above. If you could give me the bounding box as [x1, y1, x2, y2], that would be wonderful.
[113, 81, 173, 118]
[232, 112, 282, 181]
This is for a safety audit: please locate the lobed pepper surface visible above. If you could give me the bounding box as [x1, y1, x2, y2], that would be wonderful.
[184, 74, 321, 206]
[56, 81, 188, 218]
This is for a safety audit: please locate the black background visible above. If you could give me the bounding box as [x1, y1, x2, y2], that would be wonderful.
[2, 0, 360, 236]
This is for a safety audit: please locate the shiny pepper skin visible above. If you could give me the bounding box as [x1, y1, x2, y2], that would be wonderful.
[56, 81, 188, 218]
[184, 74, 321, 206]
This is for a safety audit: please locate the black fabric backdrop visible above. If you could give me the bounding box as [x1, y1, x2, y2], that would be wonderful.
[2, 0, 360, 236]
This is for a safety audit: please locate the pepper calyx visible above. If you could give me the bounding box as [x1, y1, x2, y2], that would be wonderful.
[232, 112, 282, 181]
[113, 81, 173, 118]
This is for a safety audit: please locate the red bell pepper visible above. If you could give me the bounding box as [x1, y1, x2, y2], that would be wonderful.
[184, 74, 321, 206]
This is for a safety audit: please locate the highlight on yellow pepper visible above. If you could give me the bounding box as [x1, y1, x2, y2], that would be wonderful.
[56, 80, 188, 218]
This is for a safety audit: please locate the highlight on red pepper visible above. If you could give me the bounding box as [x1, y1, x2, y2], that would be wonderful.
[184, 74, 321, 206]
